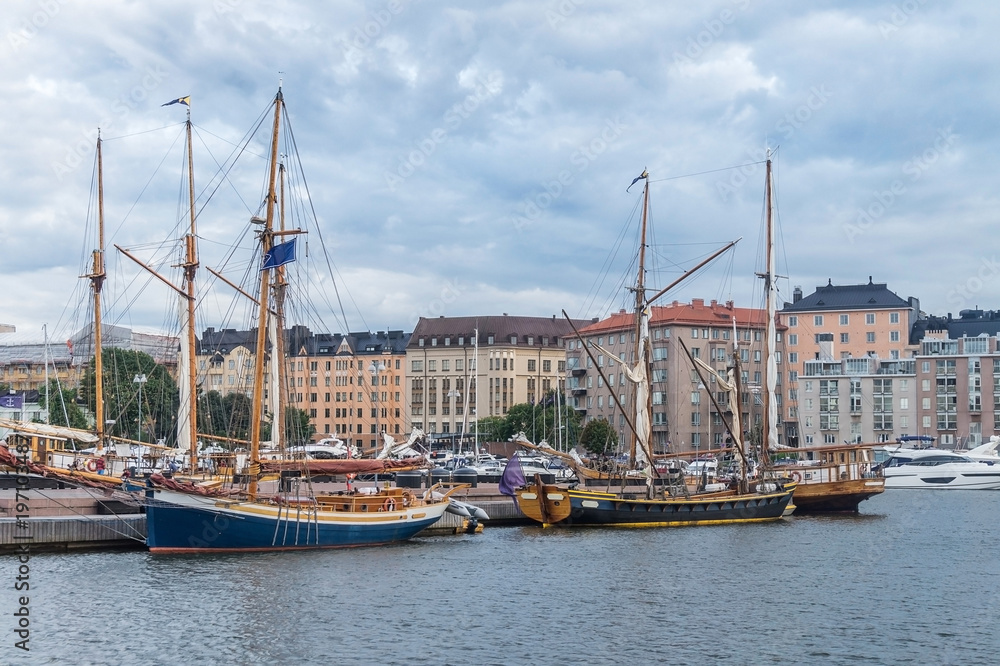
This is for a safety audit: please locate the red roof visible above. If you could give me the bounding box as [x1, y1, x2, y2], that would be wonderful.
[580, 298, 782, 334]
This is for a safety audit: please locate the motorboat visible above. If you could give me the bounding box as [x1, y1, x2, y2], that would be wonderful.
[878, 446, 1000, 490]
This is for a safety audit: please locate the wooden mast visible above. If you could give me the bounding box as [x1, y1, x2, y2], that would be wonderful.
[272, 161, 288, 452]
[761, 154, 778, 463]
[182, 106, 200, 472]
[249, 88, 284, 501]
[91, 132, 106, 453]
[630, 170, 649, 466]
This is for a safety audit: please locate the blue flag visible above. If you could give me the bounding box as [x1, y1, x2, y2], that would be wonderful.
[162, 96, 190, 107]
[0, 394, 24, 409]
[262, 239, 296, 270]
[626, 169, 648, 192]
[498, 455, 526, 497]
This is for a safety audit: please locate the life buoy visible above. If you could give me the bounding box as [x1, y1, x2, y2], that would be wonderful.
[85, 459, 98, 473]
[382, 498, 396, 512]
[790, 471, 802, 483]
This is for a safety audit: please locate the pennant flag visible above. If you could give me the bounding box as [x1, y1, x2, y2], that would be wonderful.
[498, 455, 526, 497]
[626, 169, 648, 192]
[261, 239, 296, 270]
[161, 96, 191, 107]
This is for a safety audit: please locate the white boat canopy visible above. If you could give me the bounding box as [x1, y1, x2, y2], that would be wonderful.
[0, 418, 100, 443]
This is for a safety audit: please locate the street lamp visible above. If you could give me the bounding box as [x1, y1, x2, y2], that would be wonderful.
[133, 374, 147, 444]
[368, 360, 386, 453]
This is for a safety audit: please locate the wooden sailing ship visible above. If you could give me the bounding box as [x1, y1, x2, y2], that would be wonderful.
[754, 155, 884, 513]
[513, 170, 795, 527]
[140, 86, 458, 552]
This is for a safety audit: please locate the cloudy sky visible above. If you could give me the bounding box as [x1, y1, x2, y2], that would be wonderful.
[0, 0, 995, 343]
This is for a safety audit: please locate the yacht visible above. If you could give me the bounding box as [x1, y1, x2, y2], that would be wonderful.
[879, 446, 1000, 490]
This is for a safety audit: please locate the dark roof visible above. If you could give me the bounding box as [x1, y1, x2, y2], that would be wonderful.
[911, 310, 1000, 344]
[408, 315, 594, 349]
[780, 278, 910, 313]
[198, 326, 410, 357]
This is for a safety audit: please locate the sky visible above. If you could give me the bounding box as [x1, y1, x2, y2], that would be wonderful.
[1, 0, 996, 344]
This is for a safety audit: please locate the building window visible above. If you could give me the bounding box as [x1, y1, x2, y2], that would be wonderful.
[840, 333, 849, 344]
[788, 334, 797, 346]
[866, 313, 875, 325]
[839, 314, 849, 325]
[788, 316, 797, 327]
[890, 312, 900, 324]
[411, 360, 423, 372]
[866, 332, 876, 343]
[814, 315, 823, 326]
[528, 359, 536, 372]
[890, 331, 900, 342]
[542, 360, 551, 372]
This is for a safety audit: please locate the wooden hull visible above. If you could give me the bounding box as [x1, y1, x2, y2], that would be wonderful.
[516, 484, 794, 528]
[790, 478, 885, 513]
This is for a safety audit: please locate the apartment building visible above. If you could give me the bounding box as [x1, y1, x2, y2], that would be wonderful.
[406, 315, 589, 440]
[914, 332, 1000, 448]
[797, 355, 917, 446]
[571, 299, 782, 455]
[197, 326, 408, 452]
[285, 327, 408, 454]
[778, 278, 919, 447]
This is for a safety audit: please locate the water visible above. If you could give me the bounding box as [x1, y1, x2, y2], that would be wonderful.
[3, 491, 999, 665]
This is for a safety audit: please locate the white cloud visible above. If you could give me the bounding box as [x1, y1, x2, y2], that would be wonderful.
[1, 0, 999, 341]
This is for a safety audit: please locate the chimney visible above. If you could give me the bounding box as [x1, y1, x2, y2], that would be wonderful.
[692, 298, 704, 307]
[793, 286, 802, 303]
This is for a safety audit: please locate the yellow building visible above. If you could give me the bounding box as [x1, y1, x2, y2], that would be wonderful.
[406, 315, 593, 442]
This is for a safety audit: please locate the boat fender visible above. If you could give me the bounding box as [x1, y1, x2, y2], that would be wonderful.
[382, 497, 396, 512]
[790, 471, 801, 483]
[86, 459, 99, 473]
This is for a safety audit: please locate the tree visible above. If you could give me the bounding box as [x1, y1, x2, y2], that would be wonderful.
[504, 403, 536, 437]
[81, 348, 179, 444]
[37, 378, 88, 429]
[580, 418, 618, 455]
[476, 416, 510, 443]
[221, 392, 253, 441]
[283, 406, 315, 445]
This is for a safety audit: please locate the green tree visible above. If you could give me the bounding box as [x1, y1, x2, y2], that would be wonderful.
[37, 378, 88, 429]
[580, 418, 617, 455]
[221, 392, 253, 441]
[81, 348, 179, 444]
[504, 403, 536, 437]
[283, 406, 315, 445]
[476, 415, 510, 443]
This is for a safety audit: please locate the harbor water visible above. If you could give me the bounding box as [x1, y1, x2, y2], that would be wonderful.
[3, 490, 998, 665]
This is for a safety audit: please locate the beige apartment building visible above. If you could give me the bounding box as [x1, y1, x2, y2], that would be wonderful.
[571, 299, 782, 455]
[406, 315, 591, 442]
[778, 278, 919, 446]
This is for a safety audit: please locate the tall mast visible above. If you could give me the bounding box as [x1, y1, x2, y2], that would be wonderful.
[180, 105, 200, 472]
[474, 327, 479, 460]
[91, 132, 106, 453]
[629, 171, 651, 468]
[269, 160, 288, 452]
[249, 88, 284, 500]
[762, 154, 778, 461]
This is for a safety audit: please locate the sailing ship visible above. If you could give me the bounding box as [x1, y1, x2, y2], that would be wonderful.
[140, 86, 457, 552]
[753, 155, 884, 512]
[0, 133, 179, 485]
[513, 170, 795, 527]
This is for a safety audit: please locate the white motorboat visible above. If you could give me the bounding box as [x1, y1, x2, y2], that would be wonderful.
[879, 446, 1000, 490]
